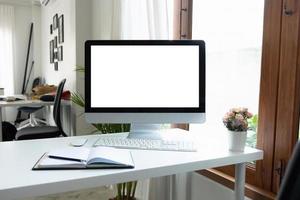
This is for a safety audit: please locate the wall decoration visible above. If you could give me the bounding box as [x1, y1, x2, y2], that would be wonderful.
[54, 62, 58, 71]
[49, 40, 54, 63]
[50, 13, 64, 71]
[54, 36, 57, 48]
[50, 24, 53, 34]
[58, 14, 64, 43]
[53, 14, 58, 30]
[54, 51, 58, 60]
[58, 46, 63, 61]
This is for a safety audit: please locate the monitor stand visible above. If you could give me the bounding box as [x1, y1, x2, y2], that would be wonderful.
[127, 124, 163, 140]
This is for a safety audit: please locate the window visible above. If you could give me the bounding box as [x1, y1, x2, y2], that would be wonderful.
[0, 5, 15, 96]
[0, 5, 15, 122]
[191, 0, 264, 148]
[176, 0, 300, 196]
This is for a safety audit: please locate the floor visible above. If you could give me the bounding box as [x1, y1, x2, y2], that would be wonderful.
[25, 186, 115, 200]
[23, 180, 149, 200]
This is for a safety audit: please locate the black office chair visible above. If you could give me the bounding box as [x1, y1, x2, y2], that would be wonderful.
[277, 141, 300, 200]
[15, 79, 68, 140]
[17, 77, 47, 129]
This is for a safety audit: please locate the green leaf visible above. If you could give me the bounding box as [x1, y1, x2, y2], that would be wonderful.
[75, 65, 85, 72]
[117, 183, 122, 200]
[248, 114, 258, 131]
[131, 181, 137, 198]
[71, 92, 85, 108]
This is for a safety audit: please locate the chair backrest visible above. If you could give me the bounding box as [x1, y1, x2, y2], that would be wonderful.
[53, 79, 67, 137]
[277, 141, 300, 200]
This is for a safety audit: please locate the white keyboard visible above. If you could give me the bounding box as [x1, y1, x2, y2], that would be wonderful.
[93, 137, 197, 152]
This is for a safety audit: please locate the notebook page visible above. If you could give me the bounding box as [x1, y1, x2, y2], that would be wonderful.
[38, 155, 85, 168]
[48, 147, 90, 161]
[87, 147, 133, 166]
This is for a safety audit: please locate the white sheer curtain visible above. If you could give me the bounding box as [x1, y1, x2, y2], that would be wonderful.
[0, 4, 15, 96]
[0, 4, 15, 121]
[110, 0, 169, 40]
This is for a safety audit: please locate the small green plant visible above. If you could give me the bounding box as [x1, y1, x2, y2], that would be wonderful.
[246, 114, 258, 149]
[248, 114, 258, 132]
[113, 181, 138, 200]
[71, 93, 131, 134]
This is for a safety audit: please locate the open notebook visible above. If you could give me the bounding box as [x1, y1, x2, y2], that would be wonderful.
[33, 146, 134, 170]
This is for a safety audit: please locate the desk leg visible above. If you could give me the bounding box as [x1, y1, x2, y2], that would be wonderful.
[0, 107, 2, 142]
[235, 163, 246, 200]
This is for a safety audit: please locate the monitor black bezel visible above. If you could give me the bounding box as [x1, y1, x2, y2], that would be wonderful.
[85, 40, 205, 113]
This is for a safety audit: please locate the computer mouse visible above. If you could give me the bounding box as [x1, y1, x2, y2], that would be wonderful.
[70, 139, 88, 147]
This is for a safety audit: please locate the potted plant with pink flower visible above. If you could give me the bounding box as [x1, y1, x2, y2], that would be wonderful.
[223, 107, 253, 152]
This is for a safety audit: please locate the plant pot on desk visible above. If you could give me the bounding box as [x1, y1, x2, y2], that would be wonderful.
[228, 130, 247, 152]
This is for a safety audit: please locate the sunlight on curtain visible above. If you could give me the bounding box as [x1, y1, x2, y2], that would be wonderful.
[0, 4, 15, 121]
[191, 0, 264, 149]
[0, 4, 15, 96]
[111, 0, 170, 39]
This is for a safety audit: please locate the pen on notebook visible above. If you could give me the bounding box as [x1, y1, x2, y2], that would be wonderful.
[48, 155, 85, 162]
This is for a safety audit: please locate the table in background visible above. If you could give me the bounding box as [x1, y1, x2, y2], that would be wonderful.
[0, 131, 263, 200]
[0, 95, 71, 141]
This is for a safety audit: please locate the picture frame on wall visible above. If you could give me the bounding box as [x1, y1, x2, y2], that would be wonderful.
[58, 14, 64, 43]
[53, 14, 58, 30]
[54, 62, 58, 71]
[54, 51, 58, 60]
[50, 24, 53, 34]
[58, 46, 63, 61]
[49, 40, 54, 63]
[54, 36, 58, 48]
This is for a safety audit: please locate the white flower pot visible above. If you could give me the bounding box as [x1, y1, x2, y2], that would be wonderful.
[228, 130, 247, 152]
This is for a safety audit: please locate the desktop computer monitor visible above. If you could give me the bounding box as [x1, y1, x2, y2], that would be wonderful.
[85, 40, 205, 139]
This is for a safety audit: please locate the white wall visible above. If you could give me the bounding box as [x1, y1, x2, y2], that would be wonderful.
[91, 0, 113, 39]
[14, 5, 33, 94]
[40, 0, 76, 91]
[32, 4, 42, 81]
[73, 0, 94, 135]
[74, 0, 124, 135]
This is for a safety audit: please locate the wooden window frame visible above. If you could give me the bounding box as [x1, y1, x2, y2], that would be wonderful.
[271, 0, 300, 192]
[174, 0, 300, 197]
[173, 0, 193, 40]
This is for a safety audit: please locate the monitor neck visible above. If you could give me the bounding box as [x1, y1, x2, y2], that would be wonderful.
[127, 124, 162, 140]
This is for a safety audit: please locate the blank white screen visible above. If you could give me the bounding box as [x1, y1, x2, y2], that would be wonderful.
[91, 45, 199, 108]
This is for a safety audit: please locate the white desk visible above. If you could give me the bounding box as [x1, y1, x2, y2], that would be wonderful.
[0, 95, 71, 141]
[0, 131, 263, 200]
